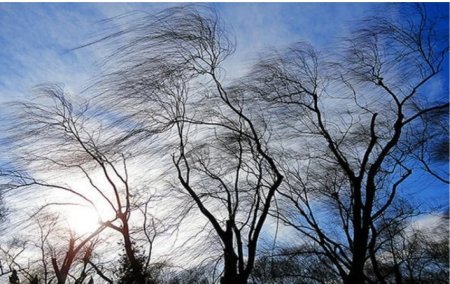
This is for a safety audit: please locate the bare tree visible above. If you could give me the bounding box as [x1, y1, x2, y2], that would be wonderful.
[2, 3, 446, 284]
[367, 210, 449, 284]
[49, 231, 100, 284]
[90, 6, 283, 283]
[35, 215, 57, 284]
[5, 85, 164, 283]
[0, 238, 29, 281]
[251, 244, 340, 284]
[245, 3, 448, 283]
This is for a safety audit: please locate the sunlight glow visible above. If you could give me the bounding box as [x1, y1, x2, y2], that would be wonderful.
[65, 206, 102, 236]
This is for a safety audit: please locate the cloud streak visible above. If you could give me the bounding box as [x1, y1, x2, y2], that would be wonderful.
[0, 3, 375, 101]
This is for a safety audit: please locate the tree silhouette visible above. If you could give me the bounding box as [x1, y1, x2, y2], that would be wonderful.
[9, 269, 19, 284]
[5, 86, 164, 283]
[90, 6, 283, 283]
[1, 3, 447, 284]
[248, 3, 448, 283]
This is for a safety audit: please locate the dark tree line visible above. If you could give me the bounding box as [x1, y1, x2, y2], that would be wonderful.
[1, 3, 448, 284]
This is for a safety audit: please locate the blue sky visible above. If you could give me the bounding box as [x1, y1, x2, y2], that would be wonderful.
[0, 5, 448, 278]
[0, 3, 448, 217]
[0, 3, 376, 99]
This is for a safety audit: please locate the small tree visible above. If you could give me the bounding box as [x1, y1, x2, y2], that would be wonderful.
[9, 269, 19, 284]
[6, 86, 162, 283]
[49, 233, 99, 284]
[116, 244, 148, 284]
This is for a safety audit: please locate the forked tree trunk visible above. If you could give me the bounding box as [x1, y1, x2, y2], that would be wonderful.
[220, 221, 247, 284]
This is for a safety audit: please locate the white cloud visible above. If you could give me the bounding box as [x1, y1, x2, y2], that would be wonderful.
[0, 3, 373, 102]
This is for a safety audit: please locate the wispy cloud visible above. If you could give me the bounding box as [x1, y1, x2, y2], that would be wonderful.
[0, 3, 374, 102]
[0, 3, 447, 272]
[0, 3, 100, 100]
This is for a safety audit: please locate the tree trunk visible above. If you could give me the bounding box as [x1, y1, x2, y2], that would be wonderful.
[346, 250, 366, 284]
[55, 270, 68, 284]
[221, 246, 239, 284]
[345, 181, 368, 284]
[220, 221, 247, 284]
[393, 263, 402, 284]
[121, 221, 146, 284]
[52, 255, 72, 284]
[369, 247, 386, 284]
[346, 219, 370, 283]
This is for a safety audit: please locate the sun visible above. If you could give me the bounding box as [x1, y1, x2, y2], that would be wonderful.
[65, 206, 103, 236]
